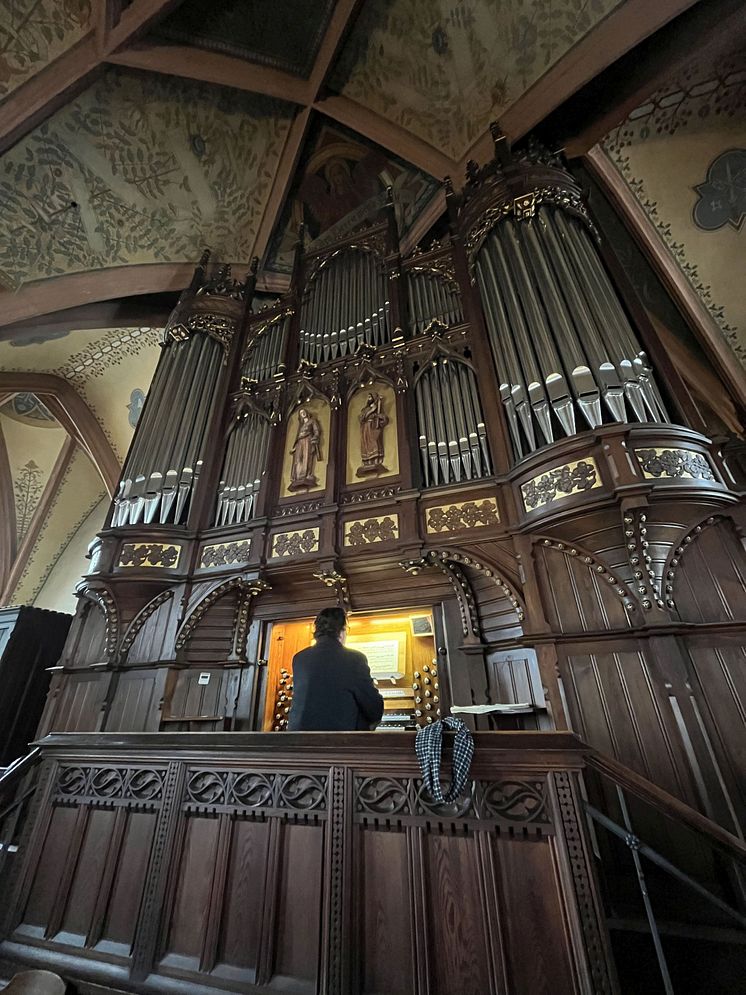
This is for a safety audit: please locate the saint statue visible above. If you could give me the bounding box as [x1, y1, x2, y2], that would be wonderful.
[356, 392, 389, 477]
[289, 408, 322, 491]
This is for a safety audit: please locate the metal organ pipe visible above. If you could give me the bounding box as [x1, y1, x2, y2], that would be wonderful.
[243, 314, 290, 382]
[407, 270, 464, 335]
[414, 359, 492, 487]
[473, 192, 670, 461]
[299, 248, 390, 363]
[112, 331, 223, 527]
[214, 413, 271, 526]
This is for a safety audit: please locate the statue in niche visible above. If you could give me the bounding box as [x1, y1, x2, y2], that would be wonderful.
[357, 392, 389, 477]
[289, 408, 322, 491]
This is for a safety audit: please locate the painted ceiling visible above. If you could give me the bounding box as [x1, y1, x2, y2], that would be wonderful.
[0, 0, 656, 303]
[602, 49, 746, 369]
[0, 326, 161, 612]
[331, 0, 626, 159]
[0, 67, 293, 289]
[0, 0, 91, 100]
[154, 0, 336, 77]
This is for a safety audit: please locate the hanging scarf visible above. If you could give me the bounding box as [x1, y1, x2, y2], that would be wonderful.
[415, 716, 474, 804]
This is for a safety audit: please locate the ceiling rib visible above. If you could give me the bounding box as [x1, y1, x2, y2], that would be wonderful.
[107, 42, 310, 104]
[0, 434, 77, 606]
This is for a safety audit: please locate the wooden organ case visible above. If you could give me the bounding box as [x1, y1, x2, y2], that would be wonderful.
[39, 135, 746, 841]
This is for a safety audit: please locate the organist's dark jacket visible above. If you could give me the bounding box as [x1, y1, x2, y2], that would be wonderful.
[287, 635, 384, 731]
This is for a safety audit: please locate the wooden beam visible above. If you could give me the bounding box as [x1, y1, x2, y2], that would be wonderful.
[0, 426, 17, 596]
[252, 108, 313, 267]
[585, 146, 746, 409]
[313, 94, 455, 179]
[0, 435, 76, 606]
[107, 42, 309, 104]
[560, 0, 746, 156]
[457, 0, 702, 172]
[307, 0, 365, 98]
[0, 373, 120, 494]
[107, 0, 185, 52]
[0, 0, 182, 155]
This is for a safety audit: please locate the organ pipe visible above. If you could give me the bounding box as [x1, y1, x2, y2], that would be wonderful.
[242, 312, 291, 382]
[407, 269, 464, 335]
[300, 248, 389, 363]
[414, 358, 492, 486]
[214, 412, 272, 526]
[464, 142, 670, 463]
[111, 261, 247, 528]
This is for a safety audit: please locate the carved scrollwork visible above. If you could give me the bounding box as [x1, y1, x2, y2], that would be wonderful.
[344, 516, 399, 546]
[118, 542, 181, 569]
[521, 458, 600, 512]
[272, 528, 320, 558]
[77, 585, 119, 662]
[354, 775, 551, 828]
[426, 498, 500, 533]
[184, 769, 328, 813]
[56, 765, 165, 802]
[119, 590, 173, 662]
[175, 576, 271, 651]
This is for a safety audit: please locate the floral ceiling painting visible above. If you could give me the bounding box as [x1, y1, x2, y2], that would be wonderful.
[602, 52, 746, 368]
[0, 67, 294, 289]
[331, 0, 625, 160]
[0, 0, 92, 101]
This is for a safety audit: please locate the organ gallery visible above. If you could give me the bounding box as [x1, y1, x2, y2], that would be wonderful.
[0, 2, 745, 993]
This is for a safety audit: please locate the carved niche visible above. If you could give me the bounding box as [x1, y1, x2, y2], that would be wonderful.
[346, 382, 399, 484]
[280, 397, 330, 498]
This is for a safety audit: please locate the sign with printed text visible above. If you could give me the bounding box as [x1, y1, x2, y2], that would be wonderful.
[346, 637, 403, 677]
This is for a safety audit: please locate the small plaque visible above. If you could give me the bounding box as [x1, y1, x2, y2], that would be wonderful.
[198, 673, 211, 686]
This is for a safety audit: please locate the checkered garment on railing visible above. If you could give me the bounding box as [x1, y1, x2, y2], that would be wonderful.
[415, 716, 474, 804]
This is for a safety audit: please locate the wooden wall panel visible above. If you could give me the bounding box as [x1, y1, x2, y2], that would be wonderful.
[496, 836, 577, 995]
[536, 545, 631, 633]
[215, 817, 271, 980]
[270, 822, 324, 991]
[106, 669, 166, 732]
[46, 672, 110, 733]
[167, 668, 240, 727]
[161, 814, 219, 968]
[487, 648, 551, 729]
[71, 603, 108, 667]
[685, 640, 746, 827]
[559, 645, 691, 802]
[182, 594, 238, 666]
[423, 833, 493, 995]
[101, 811, 156, 953]
[357, 827, 414, 995]
[22, 805, 78, 929]
[673, 519, 746, 623]
[60, 807, 117, 940]
[125, 593, 179, 665]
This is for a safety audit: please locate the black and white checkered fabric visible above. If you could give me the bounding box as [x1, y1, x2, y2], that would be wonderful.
[415, 716, 474, 804]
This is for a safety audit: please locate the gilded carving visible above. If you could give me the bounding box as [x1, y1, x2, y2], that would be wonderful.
[344, 515, 399, 546]
[426, 498, 499, 533]
[199, 539, 252, 569]
[271, 528, 320, 558]
[635, 448, 715, 481]
[119, 542, 181, 569]
[521, 458, 601, 512]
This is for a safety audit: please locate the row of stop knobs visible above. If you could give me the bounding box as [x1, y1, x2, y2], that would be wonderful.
[273, 669, 293, 731]
[413, 662, 441, 725]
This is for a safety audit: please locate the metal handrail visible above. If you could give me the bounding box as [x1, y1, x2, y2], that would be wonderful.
[585, 749, 746, 862]
[0, 747, 40, 792]
[583, 754, 746, 995]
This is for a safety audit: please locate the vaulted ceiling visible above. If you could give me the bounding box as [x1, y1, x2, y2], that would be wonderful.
[0, 0, 707, 327]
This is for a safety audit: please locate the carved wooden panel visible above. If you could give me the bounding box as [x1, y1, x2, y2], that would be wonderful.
[535, 542, 632, 632]
[181, 589, 240, 665]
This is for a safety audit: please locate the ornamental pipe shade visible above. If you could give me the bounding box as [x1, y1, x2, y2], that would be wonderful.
[459, 143, 668, 463]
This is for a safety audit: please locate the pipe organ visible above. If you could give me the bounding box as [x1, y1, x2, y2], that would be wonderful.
[42, 135, 746, 868]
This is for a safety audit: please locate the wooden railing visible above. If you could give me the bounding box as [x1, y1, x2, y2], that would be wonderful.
[0, 731, 613, 995]
[2, 731, 744, 994]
